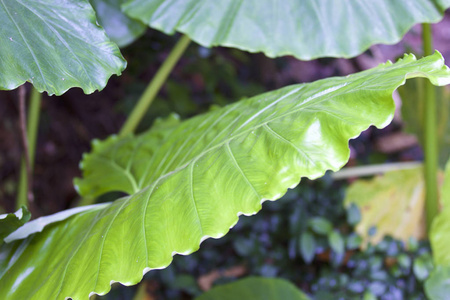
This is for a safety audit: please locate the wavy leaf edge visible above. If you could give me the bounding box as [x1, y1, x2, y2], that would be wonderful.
[88, 52, 450, 298]
[2, 52, 450, 300]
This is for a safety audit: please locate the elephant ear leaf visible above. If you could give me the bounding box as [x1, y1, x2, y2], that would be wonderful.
[0, 0, 126, 95]
[89, 0, 146, 47]
[195, 277, 310, 300]
[0, 206, 30, 244]
[1, 52, 450, 300]
[122, 0, 450, 60]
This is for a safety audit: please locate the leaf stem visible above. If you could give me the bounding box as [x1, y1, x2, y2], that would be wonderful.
[16, 87, 41, 213]
[422, 23, 439, 232]
[119, 35, 191, 137]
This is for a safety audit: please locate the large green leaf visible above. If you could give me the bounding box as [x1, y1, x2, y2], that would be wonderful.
[122, 0, 450, 60]
[195, 277, 310, 300]
[0, 0, 126, 95]
[0, 206, 30, 244]
[399, 79, 450, 168]
[1, 53, 450, 299]
[90, 0, 146, 48]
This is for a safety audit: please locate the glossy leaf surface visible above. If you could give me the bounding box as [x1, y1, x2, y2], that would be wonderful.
[122, 0, 450, 60]
[0, 0, 126, 95]
[90, 0, 146, 47]
[195, 277, 310, 300]
[344, 166, 426, 246]
[1, 53, 450, 299]
[0, 206, 30, 244]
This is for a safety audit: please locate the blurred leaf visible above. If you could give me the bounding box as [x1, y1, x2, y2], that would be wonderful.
[399, 79, 450, 168]
[344, 166, 426, 246]
[346, 233, 362, 250]
[430, 159, 450, 266]
[308, 217, 333, 235]
[442, 159, 450, 207]
[122, 0, 450, 60]
[425, 266, 450, 300]
[413, 253, 434, 281]
[90, 0, 146, 47]
[195, 277, 310, 300]
[300, 231, 315, 264]
[430, 207, 450, 266]
[328, 230, 345, 255]
[0, 206, 30, 244]
[397, 254, 412, 270]
[363, 291, 377, 300]
[346, 203, 361, 226]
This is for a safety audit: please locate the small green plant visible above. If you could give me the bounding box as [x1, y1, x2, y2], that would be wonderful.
[1, 1, 450, 299]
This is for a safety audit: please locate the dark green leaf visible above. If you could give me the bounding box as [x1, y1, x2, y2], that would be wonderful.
[300, 231, 315, 264]
[308, 217, 333, 235]
[346, 233, 362, 250]
[195, 277, 310, 300]
[414, 254, 434, 281]
[328, 230, 344, 255]
[346, 203, 361, 226]
[122, 0, 450, 60]
[0, 206, 30, 243]
[0, 0, 126, 95]
[90, 0, 146, 47]
[397, 254, 412, 270]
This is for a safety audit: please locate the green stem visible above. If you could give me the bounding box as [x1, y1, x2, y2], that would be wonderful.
[119, 35, 191, 137]
[422, 23, 439, 232]
[16, 88, 42, 210]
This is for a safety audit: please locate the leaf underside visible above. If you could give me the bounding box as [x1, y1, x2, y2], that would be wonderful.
[89, 0, 146, 48]
[0, 0, 126, 95]
[122, 0, 450, 60]
[1, 53, 450, 300]
[0, 206, 30, 244]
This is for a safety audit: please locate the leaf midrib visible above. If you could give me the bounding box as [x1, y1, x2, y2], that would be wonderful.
[138, 82, 352, 190]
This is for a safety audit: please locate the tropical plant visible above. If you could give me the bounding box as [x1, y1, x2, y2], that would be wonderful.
[1, 1, 450, 299]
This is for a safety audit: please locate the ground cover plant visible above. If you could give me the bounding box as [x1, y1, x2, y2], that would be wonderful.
[1, 1, 450, 299]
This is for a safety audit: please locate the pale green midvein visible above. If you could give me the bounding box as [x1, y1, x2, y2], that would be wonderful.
[91, 156, 139, 194]
[16, 0, 91, 81]
[263, 123, 317, 168]
[151, 105, 239, 186]
[225, 142, 261, 198]
[135, 74, 410, 195]
[92, 200, 129, 293]
[189, 160, 203, 235]
[54, 211, 102, 299]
